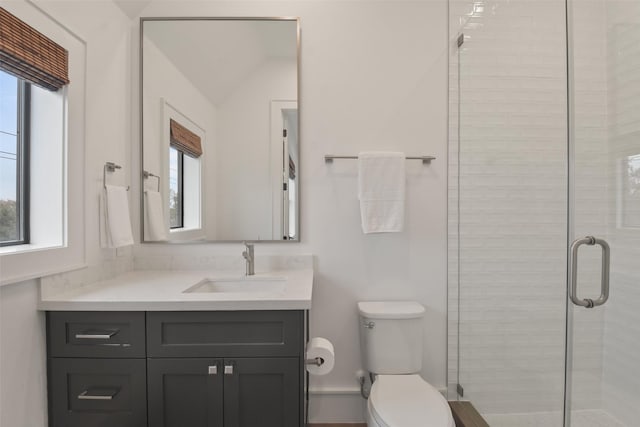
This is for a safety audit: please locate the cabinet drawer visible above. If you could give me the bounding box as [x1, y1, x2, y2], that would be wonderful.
[49, 358, 147, 427]
[48, 311, 146, 358]
[147, 311, 303, 357]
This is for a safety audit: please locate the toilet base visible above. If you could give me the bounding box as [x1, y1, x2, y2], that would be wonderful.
[366, 398, 381, 427]
[365, 375, 455, 427]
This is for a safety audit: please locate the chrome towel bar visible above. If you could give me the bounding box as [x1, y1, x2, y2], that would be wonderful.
[324, 154, 436, 164]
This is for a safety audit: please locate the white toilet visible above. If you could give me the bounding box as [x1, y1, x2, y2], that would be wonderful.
[358, 301, 455, 427]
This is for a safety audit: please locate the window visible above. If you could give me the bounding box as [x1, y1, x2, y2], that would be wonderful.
[622, 153, 640, 228]
[167, 115, 202, 235]
[0, 5, 86, 286]
[169, 146, 184, 229]
[0, 70, 30, 246]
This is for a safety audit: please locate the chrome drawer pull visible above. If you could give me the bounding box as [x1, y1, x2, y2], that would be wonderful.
[75, 329, 119, 340]
[77, 388, 119, 400]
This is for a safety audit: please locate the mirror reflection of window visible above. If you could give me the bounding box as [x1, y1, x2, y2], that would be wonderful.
[622, 154, 640, 228]
[288, 177, 296, 239]
[168, 146, 183, 229]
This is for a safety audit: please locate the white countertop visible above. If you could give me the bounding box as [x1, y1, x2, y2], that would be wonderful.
[38, 269, 313, 311]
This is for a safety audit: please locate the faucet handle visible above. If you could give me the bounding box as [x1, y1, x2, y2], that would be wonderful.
[242, 241, 255, 276]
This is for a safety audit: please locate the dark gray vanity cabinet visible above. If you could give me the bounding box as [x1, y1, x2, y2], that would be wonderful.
[146, 311, 304, 427]
[47, 310, 306, 427]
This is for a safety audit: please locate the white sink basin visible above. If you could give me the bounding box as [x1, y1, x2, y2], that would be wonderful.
[183, 276, 286, 294]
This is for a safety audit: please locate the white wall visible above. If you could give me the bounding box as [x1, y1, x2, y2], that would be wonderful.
[216, 58, 297, 240]
[0, 280, 47, 427]
[133, 0, 449, 422]
[0, 1, 133, 426]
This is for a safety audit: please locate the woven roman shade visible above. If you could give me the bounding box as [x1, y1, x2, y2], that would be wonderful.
[170, 119, 202, 158]
[0, 7, 70, 91]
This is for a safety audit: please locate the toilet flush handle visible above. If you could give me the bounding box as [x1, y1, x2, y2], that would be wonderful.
[363, 321, 375, 329]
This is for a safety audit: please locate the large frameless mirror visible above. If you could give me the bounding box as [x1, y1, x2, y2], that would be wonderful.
[141, 18, 300, 243]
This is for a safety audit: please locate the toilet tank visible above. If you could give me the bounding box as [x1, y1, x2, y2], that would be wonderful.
[358, 301, 425, 375]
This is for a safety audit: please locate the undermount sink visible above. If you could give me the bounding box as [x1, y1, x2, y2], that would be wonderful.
[183, 276, 286, 294]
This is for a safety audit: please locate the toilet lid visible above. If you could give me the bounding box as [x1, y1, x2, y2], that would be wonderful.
[369, 375, 455, 427]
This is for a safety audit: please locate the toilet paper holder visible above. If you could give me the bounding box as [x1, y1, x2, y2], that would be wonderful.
[305, 357, 325, 367]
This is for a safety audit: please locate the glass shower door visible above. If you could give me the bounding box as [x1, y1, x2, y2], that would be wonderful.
[448, 0, 570, 425]
[566, 1, 640, 426]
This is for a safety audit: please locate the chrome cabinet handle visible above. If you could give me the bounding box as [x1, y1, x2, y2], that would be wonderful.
[75, 329, 119, 340]
[569, 236, 610, 308]
[77, 388, 119, 400]
[224, 364, 234, 375]
[208, 365, 218, 375]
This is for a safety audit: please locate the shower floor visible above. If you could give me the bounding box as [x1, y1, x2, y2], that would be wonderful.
[483, 409, 626, 427]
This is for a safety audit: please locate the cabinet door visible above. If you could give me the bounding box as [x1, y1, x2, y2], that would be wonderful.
[148, 358, 223, 427]
[223, 358, 300, 427]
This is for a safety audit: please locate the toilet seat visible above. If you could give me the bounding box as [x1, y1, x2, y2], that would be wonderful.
[368, 375, 455, 427]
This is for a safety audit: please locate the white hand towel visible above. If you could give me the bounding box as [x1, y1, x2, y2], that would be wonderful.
[358, 152, 406, 233]
[144, 190, 167, 241]
[102, 184, 134, 248]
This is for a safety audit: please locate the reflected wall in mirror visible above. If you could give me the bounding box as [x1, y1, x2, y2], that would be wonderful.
[141, 18, 299, 243]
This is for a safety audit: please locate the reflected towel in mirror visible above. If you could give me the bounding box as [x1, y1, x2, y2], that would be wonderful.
[144, 190, 167, 241]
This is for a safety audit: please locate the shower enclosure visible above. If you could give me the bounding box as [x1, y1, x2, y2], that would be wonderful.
[448, 0, 640, 425]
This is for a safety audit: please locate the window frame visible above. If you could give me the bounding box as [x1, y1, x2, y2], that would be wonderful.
[169, 145, 184, 230]
[0, 75, 31, 247]
[0, 2, 87, 287]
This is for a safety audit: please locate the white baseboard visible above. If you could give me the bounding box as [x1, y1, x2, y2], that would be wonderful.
[308, 388, 366, 423]
[307, 384, 450, 423]
[309, 387, 361, 396]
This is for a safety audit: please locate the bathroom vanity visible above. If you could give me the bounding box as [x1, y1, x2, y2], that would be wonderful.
[40, 269, 313, 427]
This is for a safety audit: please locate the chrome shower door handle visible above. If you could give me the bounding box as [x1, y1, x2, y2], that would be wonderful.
[569, 236, 610, 308]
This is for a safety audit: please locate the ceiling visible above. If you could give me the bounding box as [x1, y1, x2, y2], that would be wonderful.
[113, 0, 151, 19]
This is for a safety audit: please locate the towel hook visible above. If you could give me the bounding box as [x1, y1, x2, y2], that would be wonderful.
[103, 162, 129, 190]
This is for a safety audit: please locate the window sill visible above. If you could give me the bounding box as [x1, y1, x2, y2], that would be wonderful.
[0, 241, 62, 255]
[0, 243, 86, 287]
[168, 227, 205, 241]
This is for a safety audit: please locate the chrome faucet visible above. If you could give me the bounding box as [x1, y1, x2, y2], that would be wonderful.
[242, 242, 255, 276]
